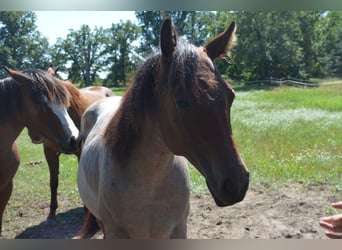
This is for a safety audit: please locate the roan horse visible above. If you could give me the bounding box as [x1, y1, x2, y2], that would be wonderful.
[0, 67, 79, 235]
[77, 18, 249, 239]
[27, 79, 114, 218]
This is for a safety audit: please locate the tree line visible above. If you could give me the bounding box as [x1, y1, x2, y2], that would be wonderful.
[0, 11, 341, 86]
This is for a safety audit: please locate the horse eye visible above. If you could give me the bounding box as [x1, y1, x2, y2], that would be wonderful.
[176, 98, 190, 109]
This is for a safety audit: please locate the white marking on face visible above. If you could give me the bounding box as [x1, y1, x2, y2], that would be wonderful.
[45, 97, 79, 140]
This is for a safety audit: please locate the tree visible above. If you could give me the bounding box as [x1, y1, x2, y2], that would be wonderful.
[105, 20, 140, 86]
[135, 11, 196, 57]
[0, 11, 50, 77]
[318, 11, 342, 77]
[296, 11, 324, 78]
[55, 25, 107, 85]
[330, 30, 342, 76]
[214, 11, 307, 81]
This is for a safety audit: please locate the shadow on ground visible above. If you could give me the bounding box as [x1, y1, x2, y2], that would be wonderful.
[15, 207, 85, 239]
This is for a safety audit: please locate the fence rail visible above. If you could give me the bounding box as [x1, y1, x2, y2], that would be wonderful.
[246, 78, 319, 88]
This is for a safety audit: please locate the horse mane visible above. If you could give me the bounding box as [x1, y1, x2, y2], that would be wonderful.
[104, 55, 158, 162]
[63, 81, 90, 128]
[0, 77, 21, 122]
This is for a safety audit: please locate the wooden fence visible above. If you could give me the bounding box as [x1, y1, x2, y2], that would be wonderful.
[246, 77, 319, 88]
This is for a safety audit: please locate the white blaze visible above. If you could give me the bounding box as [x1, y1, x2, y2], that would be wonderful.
[49, 101, 79, 140]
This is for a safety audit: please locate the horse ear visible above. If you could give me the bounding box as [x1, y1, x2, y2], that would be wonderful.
[204, 21, 237, 61]
[160, 18, 177, 59]
[4, 67, 32, 86]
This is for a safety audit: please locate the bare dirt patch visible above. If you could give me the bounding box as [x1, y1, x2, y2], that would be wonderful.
[1, 184, 341, 239]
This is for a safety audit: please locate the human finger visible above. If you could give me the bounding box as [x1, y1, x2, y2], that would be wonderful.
[325, 231, 342, 239]
[332, 202, 342, 210]
[320, 217, 342, 233]
[319, 219, 335, 231]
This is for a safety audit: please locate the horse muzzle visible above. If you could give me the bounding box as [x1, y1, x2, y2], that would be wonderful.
[58, 135, 79, 154]
[206, 172, 249, 207]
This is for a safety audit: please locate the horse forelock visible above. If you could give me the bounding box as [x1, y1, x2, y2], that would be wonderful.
[25, 69, 71, 108]
[165, 39, 221, 101]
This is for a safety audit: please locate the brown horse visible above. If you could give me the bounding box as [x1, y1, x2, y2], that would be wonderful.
[77, 18, 249, 239]
[27, 84, 114, 218]
[0, 67, 79, 235]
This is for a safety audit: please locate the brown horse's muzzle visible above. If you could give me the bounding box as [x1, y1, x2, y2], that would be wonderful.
[206, 171, 249, 207]
[58, 135, 79, 154]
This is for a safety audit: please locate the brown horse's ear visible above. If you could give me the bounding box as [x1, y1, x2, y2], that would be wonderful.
[4, 67, 32, 86]
[204, 21, 237, 61]
[160, 18, 177, 59]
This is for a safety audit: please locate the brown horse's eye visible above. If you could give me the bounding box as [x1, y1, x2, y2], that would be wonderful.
[176, 98, 190, 109]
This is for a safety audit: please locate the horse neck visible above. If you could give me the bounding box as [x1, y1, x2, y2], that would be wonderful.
[0, 79, 25, 142]
[124, 115, 175, 180]
[0, 122, 24, 148]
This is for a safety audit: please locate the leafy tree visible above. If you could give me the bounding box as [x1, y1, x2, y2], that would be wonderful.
[0, 11, 49, 77]
[182, 11, 218, 46]
[135, 11, 195, 56]
[318, 11, 342, 77]
[105, 20, 140, 86]
[54, 25, 107, 85]
[48, 37, 69, 78]
[330, 30, 342, 76]
[134, 11, 163, 56]
[296, 11, 324, 78]
[213, 11, 319, 81]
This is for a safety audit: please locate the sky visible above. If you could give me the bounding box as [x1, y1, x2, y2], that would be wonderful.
[34, 11, 137, 45]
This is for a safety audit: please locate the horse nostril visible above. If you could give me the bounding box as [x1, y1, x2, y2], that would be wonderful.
[69, 136, 77, 148]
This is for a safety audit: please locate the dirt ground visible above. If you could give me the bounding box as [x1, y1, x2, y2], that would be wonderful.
[1, 183, 341, 239]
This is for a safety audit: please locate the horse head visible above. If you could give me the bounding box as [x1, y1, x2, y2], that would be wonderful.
[155, 18, 249, 207]
[4, 67, 79, 154]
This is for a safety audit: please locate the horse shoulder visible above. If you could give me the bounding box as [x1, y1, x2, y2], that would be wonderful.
[78, 96, 122, 217]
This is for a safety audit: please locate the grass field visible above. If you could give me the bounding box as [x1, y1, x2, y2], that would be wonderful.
[9, 82, 342, 215]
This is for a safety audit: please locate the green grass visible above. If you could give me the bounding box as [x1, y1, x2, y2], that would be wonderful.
[235, 84, 342, 187]
[250, 85, 342, 111]
[111, 86, 127, 96]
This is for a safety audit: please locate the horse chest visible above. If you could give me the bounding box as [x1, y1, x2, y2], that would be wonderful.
[100, 180, 189, 238]
[97, 159, 190, 238]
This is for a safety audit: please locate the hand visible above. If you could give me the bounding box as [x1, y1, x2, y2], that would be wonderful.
[319, 202, 342, 239]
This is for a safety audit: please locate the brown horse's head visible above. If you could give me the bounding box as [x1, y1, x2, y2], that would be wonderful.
[5, 67, 79, 153]
[156, 18, 249, 206]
